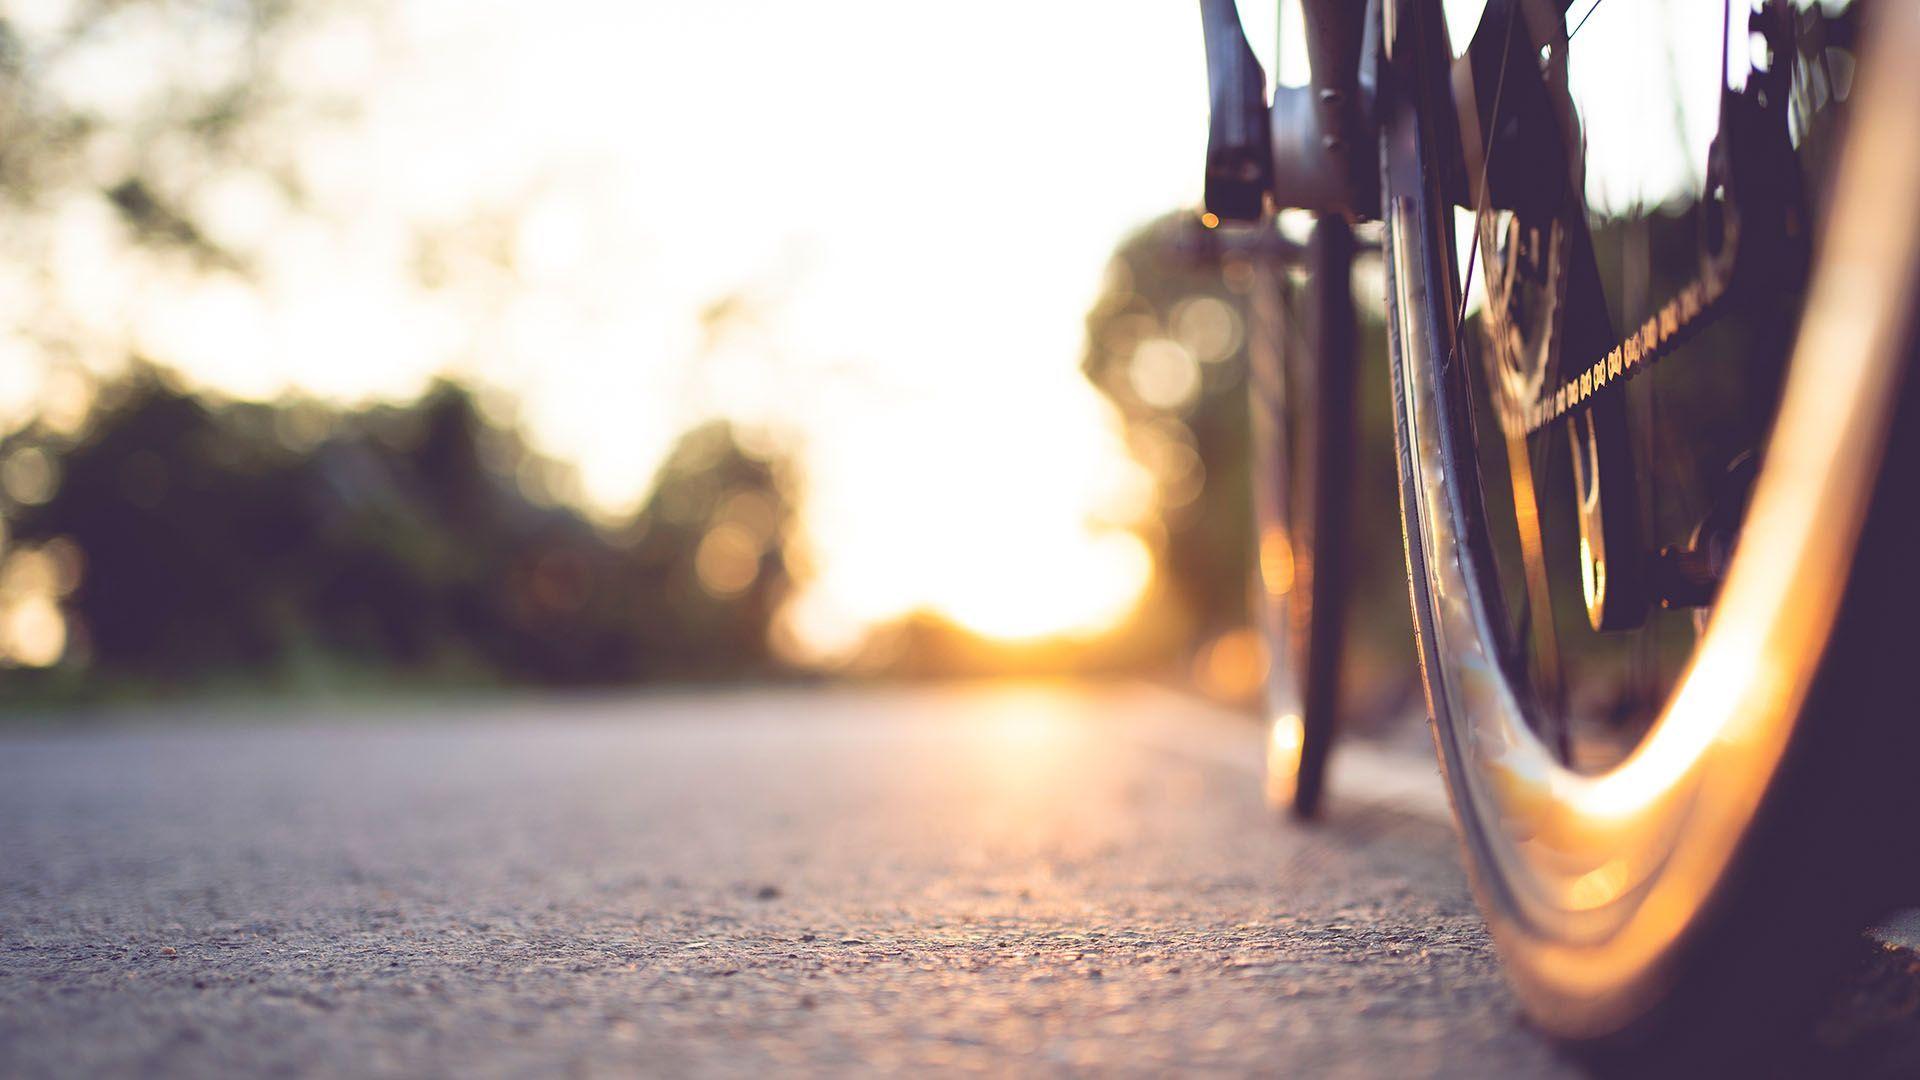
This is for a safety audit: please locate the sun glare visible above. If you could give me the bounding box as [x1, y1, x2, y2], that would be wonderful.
[0, 0, 1209, 660]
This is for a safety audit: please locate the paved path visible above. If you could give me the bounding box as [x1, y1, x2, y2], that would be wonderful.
[0, 685, 1911, 1076]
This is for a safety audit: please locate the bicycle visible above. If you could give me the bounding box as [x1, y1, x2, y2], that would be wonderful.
[1202, 0, 1920, 1054]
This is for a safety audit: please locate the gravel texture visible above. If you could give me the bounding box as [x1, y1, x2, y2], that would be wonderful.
[1, 683, 1899, 1077]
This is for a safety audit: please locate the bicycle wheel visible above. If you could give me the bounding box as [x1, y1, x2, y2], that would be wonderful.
[1251, 215, 1356, 819]
[1380, 0, 1920, 1050]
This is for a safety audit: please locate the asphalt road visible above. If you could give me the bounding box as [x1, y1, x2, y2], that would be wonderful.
[0, 684, 1914, 1077]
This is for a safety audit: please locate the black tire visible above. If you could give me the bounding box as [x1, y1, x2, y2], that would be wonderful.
[1249, 216, 1356, 819]
[1379, 0, 1920, 1054]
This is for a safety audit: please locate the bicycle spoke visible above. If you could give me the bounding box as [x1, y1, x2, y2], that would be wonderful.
[1448, 3, 1519, 367]
[1567, 0, 1608, 42]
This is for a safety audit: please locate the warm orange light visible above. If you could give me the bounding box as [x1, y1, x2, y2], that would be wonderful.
[1129, 338, 1202, 411]
[0, 594, 66, 667]
[1195, 626, 1267, 702]
[1566, 857, 1629, 910]
[1258, 525, 1296, 598]
[1265, 711, 1305, 807]
[1200, 211, 1221, 229]
[694, 522, 762, 597]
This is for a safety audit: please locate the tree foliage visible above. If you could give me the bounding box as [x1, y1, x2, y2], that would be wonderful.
[1, 368, 797, 694]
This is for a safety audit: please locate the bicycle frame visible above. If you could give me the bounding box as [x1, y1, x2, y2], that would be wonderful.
[1207, 0, 1688, 636]
[1199, 0, 1377, 220]
[1204, 0, 1606, 223]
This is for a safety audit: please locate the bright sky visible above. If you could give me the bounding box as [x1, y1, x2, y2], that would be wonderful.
[3, 0, 1220, 654]
[363, 0, 1216, 651]
[0, 0, 1726, 657]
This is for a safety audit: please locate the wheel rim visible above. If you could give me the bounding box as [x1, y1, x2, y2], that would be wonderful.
[1382, 0, 1920, 1023]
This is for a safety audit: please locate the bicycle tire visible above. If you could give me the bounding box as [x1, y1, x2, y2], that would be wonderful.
[1250, 215, 1356, 819]
[1379, 0, 1920, 1052]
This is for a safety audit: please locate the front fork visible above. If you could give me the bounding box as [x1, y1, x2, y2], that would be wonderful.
[1204, 0, 1647, 634]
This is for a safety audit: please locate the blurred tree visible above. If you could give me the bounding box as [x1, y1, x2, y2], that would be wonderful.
[1080, 213, 1257, 663]
[0, 366, 798, 696]
[0, 1, 820, 701]
[1081, 211, 1416, 719]
[625, 420, 794, 679]
[0, 0, 378, 440]
[0, 0, 342, 263]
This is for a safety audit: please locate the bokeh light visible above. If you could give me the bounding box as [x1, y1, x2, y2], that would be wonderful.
[0, 0, 1213, 661]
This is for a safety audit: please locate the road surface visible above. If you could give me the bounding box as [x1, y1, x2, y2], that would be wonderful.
[0, 684, 1915, 1076]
